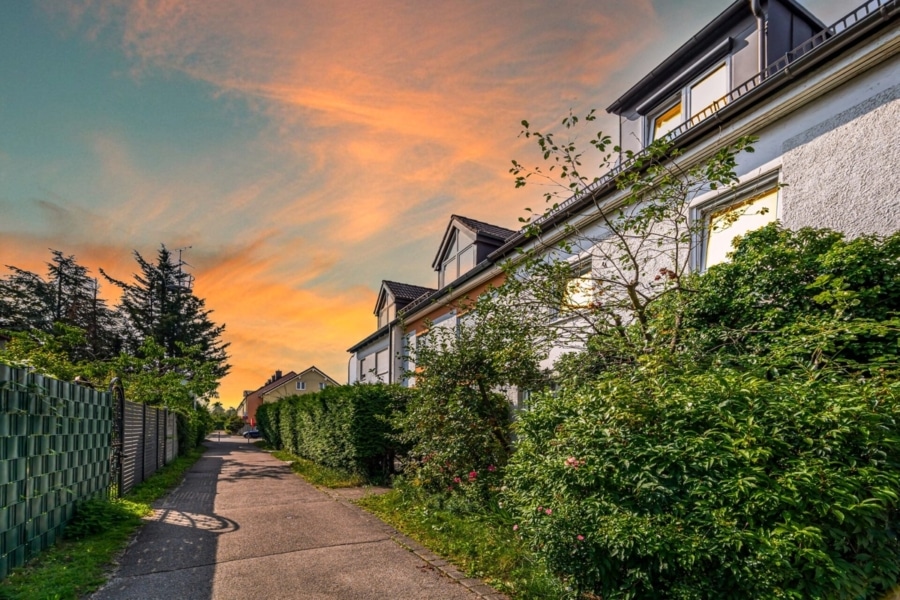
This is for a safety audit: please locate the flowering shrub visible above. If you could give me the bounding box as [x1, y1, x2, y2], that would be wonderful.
[505, 367, 900, 599]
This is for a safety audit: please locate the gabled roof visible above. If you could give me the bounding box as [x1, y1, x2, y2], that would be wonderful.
[295, 365, 341, 386]
[250, 371, 297, 397]
[453, 215, 517, 242]
[375, 280, 437, 315]
[432, 215, 516, 270]
[259, 366, 341, 395]
[607, 0, 825, 114]
[383, 281, 436, 303]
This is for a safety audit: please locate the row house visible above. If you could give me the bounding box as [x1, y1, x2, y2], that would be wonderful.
[347, 216, 515, 385]
[348, 0, 899, 384]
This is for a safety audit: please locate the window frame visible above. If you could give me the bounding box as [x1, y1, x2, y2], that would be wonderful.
[296, 380, 306, 391]
[692, 170, 781, 272]
[646, 59, 730, 145]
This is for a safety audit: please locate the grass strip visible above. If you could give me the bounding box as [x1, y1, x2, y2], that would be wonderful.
[270, 450, 366, 488]
[0, 446, 206, 600]
[356, 490, 565, 599]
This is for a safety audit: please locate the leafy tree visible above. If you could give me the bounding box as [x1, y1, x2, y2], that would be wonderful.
[0, 251, 121, 361]
[507, 111, 755, 359]
[680, 224, 900, 374]
[394, 291, 550, 496]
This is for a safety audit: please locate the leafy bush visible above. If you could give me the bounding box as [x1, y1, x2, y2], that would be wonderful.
[505, 367, 900, 599]
[681, 225, 900, 370]
[256, 384, 409, 477]
[64, 498, 140, 541]
[395, 291, 548, 498]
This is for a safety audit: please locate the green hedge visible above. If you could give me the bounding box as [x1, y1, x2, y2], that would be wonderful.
[256, 384, 409, 477]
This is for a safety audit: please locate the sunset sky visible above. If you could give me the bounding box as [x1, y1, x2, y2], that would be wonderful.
[0, 0, 851, 406]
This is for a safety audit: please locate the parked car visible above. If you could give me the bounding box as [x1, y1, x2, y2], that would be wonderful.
[242, 429, 261, 439]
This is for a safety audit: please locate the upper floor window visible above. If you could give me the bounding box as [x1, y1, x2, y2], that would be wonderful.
[439, 230, 477, 288]
[319, 382, 327, 390]
[296, 381, 306, 391]
[650, 62, 729, 143]
[378, 301, 395, 328]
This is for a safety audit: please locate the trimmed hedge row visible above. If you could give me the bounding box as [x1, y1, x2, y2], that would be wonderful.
[256, 384, 410, 477]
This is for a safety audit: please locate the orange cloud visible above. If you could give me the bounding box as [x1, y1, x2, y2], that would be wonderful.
[24, 0, 662, 405]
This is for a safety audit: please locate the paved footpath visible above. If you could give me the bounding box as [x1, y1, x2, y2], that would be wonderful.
[93, 436, 506, 600]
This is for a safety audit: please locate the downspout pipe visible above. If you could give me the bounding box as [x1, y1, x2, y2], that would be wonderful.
[750, 0, 767, 74]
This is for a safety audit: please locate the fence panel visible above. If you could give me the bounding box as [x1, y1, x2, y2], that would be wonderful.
[121, 401, 144, 496]
[0, 365, 111, 579]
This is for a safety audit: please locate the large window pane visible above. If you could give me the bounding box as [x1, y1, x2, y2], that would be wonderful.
[458, 245, 476, 278]
[690, 64, 728, 118]
[706, 188, 778, 267]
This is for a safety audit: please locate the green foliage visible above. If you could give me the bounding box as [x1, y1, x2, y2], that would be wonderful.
[63, 498, 140, 541]
[508, 111, 756, 354]
[257, 384, 409, 478]
[224, 413, 245, 434]
[272, 449, 366, 488]
[102, 246, 229, 381]
[395, 292, 549, 497]
[681, 225, 900, 373]
[506, 367, 900, 599]
[357, 486, 568, 599]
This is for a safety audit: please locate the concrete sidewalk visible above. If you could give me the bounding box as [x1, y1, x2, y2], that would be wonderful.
[92, 437, 506, 600]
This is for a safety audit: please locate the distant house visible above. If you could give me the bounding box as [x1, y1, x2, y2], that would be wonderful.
[260, 366, 340, 403]
[237, 370, 296, 426]
[348, 215, 516, 386]
[237, 367, 342, 426]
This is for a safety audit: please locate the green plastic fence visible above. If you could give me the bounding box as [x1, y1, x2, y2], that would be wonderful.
[0, 365, 112, 579]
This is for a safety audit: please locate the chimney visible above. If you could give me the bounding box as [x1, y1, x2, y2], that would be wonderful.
[275, 370, 283, 380]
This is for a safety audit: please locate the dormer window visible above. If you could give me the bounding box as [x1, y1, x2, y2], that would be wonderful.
[439, 229, 477, 288]
[378, 301, 395, 328]
[649, 61, 729, 143]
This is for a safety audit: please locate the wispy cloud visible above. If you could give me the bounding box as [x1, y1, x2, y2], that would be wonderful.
[21, 0, 661, 403]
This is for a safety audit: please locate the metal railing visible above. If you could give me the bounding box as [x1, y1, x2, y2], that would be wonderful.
[529, 0, 897, 230]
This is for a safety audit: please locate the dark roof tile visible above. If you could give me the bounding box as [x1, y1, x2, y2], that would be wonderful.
[383, 281, 437, 303]
[453, 215, 516, 242]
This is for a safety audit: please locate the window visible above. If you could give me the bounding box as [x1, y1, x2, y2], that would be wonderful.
[689, 63, 728, 118]
[649, 62, 728, 143]
[319, 382, 327, 390]
[296, 381, 306, 391]
[705, 187, 778, 268]
[378, 300, 395, 328]
[653, 101, 683, 141]
[375, 349, 389, 382]
[562, 259, 594, 310]
[439, 228, 477, 287]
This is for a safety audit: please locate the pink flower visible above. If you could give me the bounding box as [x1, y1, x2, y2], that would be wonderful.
[565, 456, 585, 469]
[577, 535, 584, 541]
[468, 470, 478, 481]
[453, 476, 461, 484]
[513, 524, 519, 531]
[487, 464, 496, 472]
[545, 508, 552, 515]
[537, 506, 543, 512]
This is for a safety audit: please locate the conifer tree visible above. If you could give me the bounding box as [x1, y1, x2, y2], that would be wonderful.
[102, 245, 230, 382]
